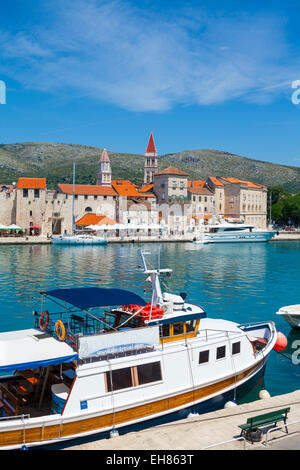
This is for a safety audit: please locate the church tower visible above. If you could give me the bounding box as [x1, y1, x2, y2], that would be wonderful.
[144, 131, 158, 184]
[97, 149, 112, 186]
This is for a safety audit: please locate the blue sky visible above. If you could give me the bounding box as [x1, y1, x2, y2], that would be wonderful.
[1, 0, 300, 166]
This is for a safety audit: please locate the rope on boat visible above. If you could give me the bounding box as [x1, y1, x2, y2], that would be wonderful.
[274, 349, 294, 361]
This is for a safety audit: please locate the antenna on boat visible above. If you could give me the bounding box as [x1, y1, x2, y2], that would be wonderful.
[139, 249, 172, 276]
[139, 249, 172, 306]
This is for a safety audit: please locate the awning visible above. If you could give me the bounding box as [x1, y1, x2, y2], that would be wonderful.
[42, 287, 146, 310]
[0, 329, 77, 374]
[86, 224, 118, 231]
[0, 224, 22, 230]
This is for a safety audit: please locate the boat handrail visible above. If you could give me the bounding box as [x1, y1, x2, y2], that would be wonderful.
[0, 413, 30, 423]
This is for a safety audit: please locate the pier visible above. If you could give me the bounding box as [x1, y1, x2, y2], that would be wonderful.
[64, 389, 300, 450]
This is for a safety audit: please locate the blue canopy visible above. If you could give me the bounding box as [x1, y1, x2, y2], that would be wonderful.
[42, 287, 146, 310]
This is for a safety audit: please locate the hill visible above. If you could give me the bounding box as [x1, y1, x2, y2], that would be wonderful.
[0, 142, 300, 192]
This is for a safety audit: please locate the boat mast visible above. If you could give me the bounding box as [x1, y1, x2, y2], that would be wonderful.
[140, 249, 172, 306]
[72, 162, 76, 235]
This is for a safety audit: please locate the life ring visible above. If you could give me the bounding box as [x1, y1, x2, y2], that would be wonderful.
[39, 311, 50, 331]
[55, 320, 66, 341]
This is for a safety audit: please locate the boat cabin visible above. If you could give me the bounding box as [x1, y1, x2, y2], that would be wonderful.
[206, 224, 255, 233]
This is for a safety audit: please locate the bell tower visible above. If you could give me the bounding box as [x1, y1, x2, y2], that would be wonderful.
[97, 149, 112, 186]
[144, 132, 158, 184]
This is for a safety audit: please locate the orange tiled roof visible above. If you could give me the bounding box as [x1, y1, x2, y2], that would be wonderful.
[58, 184, 117, 196]
[139, 183, 154, 193]
[17, 178, 46, 189]
[154, 166, 189, 177]
[111, 180, 141, 197]
[112, 180, 155, 198]
[189, 187, 213, 195]
[208, 177, 224, 187]
[219, 177, 264, 189]
[188, 180, 206, 189]
[76, 214, 117, 226]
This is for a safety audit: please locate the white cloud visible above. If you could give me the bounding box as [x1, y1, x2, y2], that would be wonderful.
[0, 0, 297, 111]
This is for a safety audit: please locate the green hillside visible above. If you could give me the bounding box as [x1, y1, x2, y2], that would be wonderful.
[0, 142, 300, 192]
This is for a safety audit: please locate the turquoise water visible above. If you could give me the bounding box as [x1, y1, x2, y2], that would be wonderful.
[0, 241, 300, 399]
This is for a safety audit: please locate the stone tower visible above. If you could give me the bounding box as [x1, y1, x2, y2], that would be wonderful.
[144, 132, 158, 184]
[97, 149, 112, 186]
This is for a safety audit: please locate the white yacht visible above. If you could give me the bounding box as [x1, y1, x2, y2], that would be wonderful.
[276, 305, 300, 329]
[194, 218, 276, 244]
[0, 250, 282, 449]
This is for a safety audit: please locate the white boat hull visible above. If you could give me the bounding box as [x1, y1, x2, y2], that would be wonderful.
[0, 351, 270, 449]
[277, 305, 300, 329]
[52, 236, 107, 245]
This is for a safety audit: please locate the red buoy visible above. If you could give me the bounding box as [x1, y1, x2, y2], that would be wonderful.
[273, 331, 288, 351]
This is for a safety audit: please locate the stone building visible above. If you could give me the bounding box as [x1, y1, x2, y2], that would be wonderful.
[152, 167, 191, 234]
[15, 178, 48, 235]
[111, 180, 158, 226]
[53, 184, 117, 234]
[216, 177, 267, 228]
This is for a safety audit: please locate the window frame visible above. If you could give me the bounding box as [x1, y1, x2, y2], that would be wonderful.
[198, 349, 210, 365]
[232, 341, 241, 355]
[216, 345, 226, 360]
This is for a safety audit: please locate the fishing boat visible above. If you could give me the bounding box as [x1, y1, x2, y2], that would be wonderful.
[0, 250, 283, 449]
[194, 218, 276, 244]
[276, 305, 300, 329]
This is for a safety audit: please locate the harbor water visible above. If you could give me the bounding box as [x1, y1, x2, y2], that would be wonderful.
[0, 241, 300, 401]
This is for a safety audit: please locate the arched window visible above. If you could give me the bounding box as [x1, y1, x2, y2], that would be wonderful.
[85, 207, 93, 212]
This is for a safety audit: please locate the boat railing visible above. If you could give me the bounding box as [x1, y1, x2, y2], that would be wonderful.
[35, 310, 116, 350]
[0, 413, 30, 422]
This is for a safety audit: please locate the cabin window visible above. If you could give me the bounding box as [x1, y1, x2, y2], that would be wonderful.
[232, 342, 241, 355]
[137, 362, 162, 385]
[159, 324, 170, 338]
[199, 350, 209, 364]
[186, 320, 197, 333]
[173, 323, 184, 336]
[216, 346, 226, 360]
[106, 367, 133, 392]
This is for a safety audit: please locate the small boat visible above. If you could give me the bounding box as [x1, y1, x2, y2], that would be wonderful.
[276, 305, 300, 329]
[52, 234, 107, 245]
[0, 250, 282, 449]
[194, 218, 276, 244]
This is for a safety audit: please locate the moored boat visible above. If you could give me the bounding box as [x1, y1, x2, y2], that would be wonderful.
[194, 218, 276, 244]
[0, 250, 280, 449]
[52, 234, 107, 245]
[276, 304, 300, 329]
